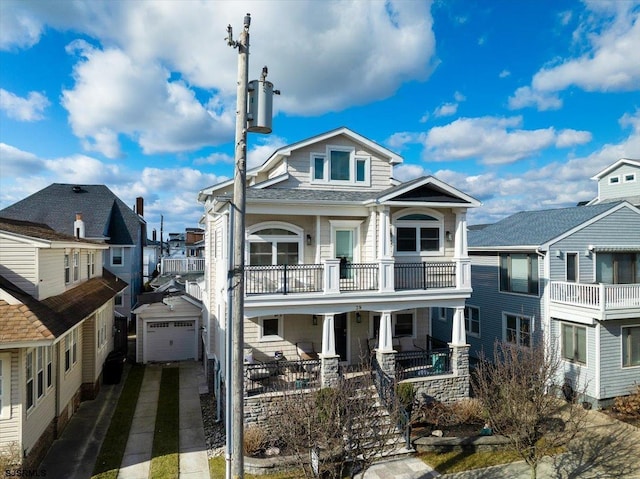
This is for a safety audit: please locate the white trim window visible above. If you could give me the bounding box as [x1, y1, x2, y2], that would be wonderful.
[623, 173, 636, 183]
[310, 146, 370, 186]
[465, 305, 480, 337]
[114, 292, 124, 307]
[65, 329, 79, 372]
[609, 175, 620, 185]
[46, 346, 52, 389]
[97, 308, 108, 349]
[26, 350, 34, 410]
[64, 253, 70, 284]
[503, 313, 532, 347]
[111, 247, 124, 266]
[36, 347, 44, 400]
[87, 252, 95, 278]
[561, 323, 587, 364]
[566, 252, 578, 283]
[248, 223, 302, 266]
[394, 210, 444, 256]
[259, 316, 283, 342]
[394, 312, 414, 337]
[0, 353, 10, 419]
[73, 251, 80, 282]
[622, 326, 640, 368]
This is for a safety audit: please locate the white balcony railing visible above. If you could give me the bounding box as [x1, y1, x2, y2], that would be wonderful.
[161, 257, 205, 274]
[185, 280, 203, 301]
[550, 281, 640, 312]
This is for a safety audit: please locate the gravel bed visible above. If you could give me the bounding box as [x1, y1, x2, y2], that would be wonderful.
[200, 392, 226, 458]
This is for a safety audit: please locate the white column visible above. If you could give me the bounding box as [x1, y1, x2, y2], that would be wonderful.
[451, 306, 467, 346]
[321, 314, 336, 356]
[454, 210, 468, 259]
[378, 206, 391, 258]
[377, 312, 393, 352]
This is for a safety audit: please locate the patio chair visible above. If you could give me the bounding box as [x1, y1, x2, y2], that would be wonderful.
[296, 341, 319, 360]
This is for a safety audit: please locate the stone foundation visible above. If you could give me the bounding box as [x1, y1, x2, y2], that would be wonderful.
[55, 389, 81, 436]
[81, 375, 101, 401]
[320, 355, 340, 388]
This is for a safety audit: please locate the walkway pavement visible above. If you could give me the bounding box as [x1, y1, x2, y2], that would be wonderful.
[39, 361, 210, 479]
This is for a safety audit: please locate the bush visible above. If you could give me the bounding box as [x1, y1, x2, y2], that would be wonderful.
[414, 399, 484, 428]
[612, 385, 640, 418]
[0, 442, 20, 472]
[243, 425, 268, 457]
[450, 398, 484, 425]
[396, 383, 415, 410]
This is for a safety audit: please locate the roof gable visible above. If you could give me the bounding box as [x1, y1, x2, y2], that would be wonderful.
[591, 158, 640, 180]
[376, 176, 481, 207]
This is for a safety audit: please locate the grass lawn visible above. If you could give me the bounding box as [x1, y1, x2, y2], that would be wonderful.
[150, 367, 180, 479]
[418, 449, 523, 474]
[92, 364, 145, 479]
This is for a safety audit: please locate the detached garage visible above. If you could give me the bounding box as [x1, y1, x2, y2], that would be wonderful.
[133, 295, 202, 364]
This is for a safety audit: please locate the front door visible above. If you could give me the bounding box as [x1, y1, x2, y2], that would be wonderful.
[335, 230, 354, 279]
[334, 313, 348, 361]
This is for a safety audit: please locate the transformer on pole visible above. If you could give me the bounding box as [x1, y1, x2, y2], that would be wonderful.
[225, 13, 277, 479]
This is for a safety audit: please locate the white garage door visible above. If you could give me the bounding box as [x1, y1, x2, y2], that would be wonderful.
[145, 320, 196, 362]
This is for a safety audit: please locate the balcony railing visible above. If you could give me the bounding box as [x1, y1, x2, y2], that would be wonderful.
[550, 281, 640, 311]
[161, 257, 205, 274]
[245, 260, 460, 296]
[396, 348, 453, 380]
[245, 359, 321, 396]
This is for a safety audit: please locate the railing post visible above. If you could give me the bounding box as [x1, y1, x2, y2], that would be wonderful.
[600, 283, 606, 315]
[324, 259, 340, 294]
[379, 258, 394, 292]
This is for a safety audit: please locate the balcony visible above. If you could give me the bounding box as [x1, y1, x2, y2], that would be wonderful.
[549, 281, 640, 320]
[161, 257, 205, 274]
[245, 260, 460, 296]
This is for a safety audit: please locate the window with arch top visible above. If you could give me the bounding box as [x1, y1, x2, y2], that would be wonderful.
[394, 211, 444, 255]
[248, 223, 302, 266]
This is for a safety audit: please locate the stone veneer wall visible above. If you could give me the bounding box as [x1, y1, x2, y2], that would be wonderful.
[405, 345, 470, 406]
[244, 390, 314, 428]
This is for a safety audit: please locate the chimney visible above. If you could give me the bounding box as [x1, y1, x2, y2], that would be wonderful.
[74, 213, 85, 238]
[152, 229, 157, 242]
[136, 197, 144, 217]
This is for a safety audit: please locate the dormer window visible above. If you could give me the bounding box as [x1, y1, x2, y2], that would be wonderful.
[310, 146, 370, 186]
[609, 176, 620, 184]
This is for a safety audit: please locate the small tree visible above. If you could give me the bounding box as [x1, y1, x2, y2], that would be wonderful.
[268, 365, 405, 478]
[473, 340, 587, 479]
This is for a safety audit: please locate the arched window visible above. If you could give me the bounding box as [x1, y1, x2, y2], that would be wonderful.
[248, 223, 303, 265]
[394, 210, 444, 255]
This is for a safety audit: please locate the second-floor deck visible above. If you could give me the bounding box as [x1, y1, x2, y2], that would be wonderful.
[245, 260, 464, 296]
[550, 281, 640, 320]
[161, 257, 205, 274]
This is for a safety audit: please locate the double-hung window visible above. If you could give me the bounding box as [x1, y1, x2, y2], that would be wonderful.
[465, 306, 480, 336]
[26, 350, 34, 410]
[395, 313, 414, 337]
[561, 323, 587, 364]
[504, 313, 531, 347]
[87, 252, 95, 278]
[259, 316, 282, 342]
[111, 247, 124, 266]
[73, 251, 79, 281]
[566, 253, 578, 282]
[65, 329, 78, 372]
[622, 326, 640, 367]
[64, 254, 70, 284]
[500, 253, 539, 295]
[36, 347, 44, 399]
[248, 226, 301, 266]
[596, 253, 639, 284]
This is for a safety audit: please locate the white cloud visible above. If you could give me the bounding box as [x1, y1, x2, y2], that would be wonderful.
[0, 142, 44, 175]
[508, 86, 563, 111]
[247, 136, 288, 169]
[423, 116, 558, 164]
[510, 5, 640, 111]
[193, 152, 234, 166]
[385, 131, 423, 151]
[555, 129, 592, 148]
[0, 88, 50, 121]
[453, 91, 466, 102]
[61, 40, 235, 158]
[393, 163, 426, 182]
[434, 102, 458, 118]
[499, 69, 511, 79]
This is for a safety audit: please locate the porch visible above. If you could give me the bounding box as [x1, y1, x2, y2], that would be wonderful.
[245, 259, 468, 296]
[549, 281, 640, 320]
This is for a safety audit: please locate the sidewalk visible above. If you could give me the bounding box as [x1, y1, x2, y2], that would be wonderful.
[39, 361, 210, 479]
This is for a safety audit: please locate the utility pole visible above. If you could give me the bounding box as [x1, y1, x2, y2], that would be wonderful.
[227, 13, 250, 479]
[226, 14, 276, 479]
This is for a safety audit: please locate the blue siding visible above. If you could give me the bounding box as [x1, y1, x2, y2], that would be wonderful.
[599, 319, 640, 400]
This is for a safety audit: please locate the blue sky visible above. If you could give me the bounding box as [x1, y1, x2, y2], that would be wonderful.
[1, 0, 639, 236]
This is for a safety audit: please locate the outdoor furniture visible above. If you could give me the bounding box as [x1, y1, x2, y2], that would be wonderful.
[296, 341, 319, 360]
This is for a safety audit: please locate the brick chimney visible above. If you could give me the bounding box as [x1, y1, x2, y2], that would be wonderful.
[136, 197, 144, 217]
[74, 213, 85, 238]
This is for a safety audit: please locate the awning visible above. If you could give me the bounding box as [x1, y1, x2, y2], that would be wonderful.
[590, 245, 640, 253]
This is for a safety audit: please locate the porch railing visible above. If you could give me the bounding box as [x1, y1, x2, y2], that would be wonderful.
[394, 262, 456, 290]
[550, 281, 640, 311]
[371, 356, 411, 449]
[244, 260, 459, 295]
[395, 348, 453, 381]
[244, 359, 321, 396]
[161, 257, 205, 274]
[245, 264, 324, 295]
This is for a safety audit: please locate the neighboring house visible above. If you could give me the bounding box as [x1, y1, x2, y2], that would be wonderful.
[436, 159, 640, 408]
[186, 228, 204, 257]
[168, 232, 186, 257]
[198, 127, 480, 417]
[143, 231, 164, 284]
[0, 218, 125, 469]
[0, 184, 146, 321]
[588, 158, 640, 207]
[132, 292, 202, 364]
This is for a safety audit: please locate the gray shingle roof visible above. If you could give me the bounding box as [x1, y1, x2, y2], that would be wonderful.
[0, 184, 144, 245]
[468, 202, 623, 248]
